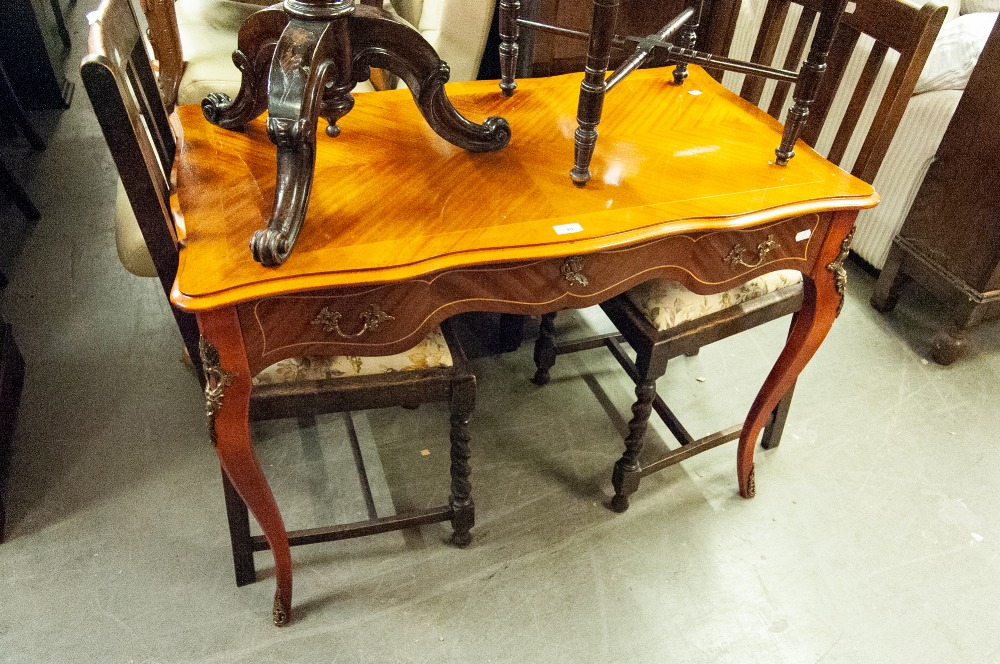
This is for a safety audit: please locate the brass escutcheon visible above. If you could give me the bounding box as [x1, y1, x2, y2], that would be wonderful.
[726, 234, 778, 269]
[560, 256, 589, 287]
[311, 303, 394, 338]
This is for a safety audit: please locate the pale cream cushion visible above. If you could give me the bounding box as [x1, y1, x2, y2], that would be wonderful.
[962, 0, 1000, 13]
[252, 327, 453, 385]
[625, 270, 803, 332]
[914, 12, 998, 94]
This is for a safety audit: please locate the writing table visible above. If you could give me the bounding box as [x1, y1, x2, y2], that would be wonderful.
[170, 67, 877, 624]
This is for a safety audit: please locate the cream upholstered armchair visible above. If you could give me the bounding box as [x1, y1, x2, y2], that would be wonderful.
[115, 0, 496, 278]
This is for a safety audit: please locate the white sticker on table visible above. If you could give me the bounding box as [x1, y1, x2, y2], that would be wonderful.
[554, 223, 584, 235]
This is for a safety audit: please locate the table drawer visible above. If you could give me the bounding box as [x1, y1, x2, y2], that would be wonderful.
[238, 213, 830, 369]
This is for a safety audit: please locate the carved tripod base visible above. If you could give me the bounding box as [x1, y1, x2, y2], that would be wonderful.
[203, 1, 511, 267]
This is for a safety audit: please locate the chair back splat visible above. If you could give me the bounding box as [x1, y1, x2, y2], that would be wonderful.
[709, 0, 947, 183]
[82, 0, 202, 377]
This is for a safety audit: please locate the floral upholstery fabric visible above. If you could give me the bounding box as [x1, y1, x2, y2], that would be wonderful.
[626, 270, 803, 332]
[252, 327, 453, 386]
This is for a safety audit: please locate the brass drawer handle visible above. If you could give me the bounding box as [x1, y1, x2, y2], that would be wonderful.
[311, 304, 394, 338]
[561, 256, 589, 287]
[726, 234, 778, 269]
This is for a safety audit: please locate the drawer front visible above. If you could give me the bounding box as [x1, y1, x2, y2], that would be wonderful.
[238, 213, 830, 369]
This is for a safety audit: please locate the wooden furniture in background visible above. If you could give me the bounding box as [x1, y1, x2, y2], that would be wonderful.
[0, 316, 26, 543]
[871, 16, 1000, 365]
[0, 62, 45, 224]
[500, 0, 853, 185]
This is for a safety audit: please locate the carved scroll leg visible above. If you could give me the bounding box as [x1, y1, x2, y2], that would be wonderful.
[350, 11, 511, 153]
[448, 374, 477, 547]
[198, 308, 293, 626]
[571, 0, 621, 186]
[736, 213, 856, 498]
[532, 312, 558, 386]
[499, 0, 521, 96]
[202, 7, 288, 130]
[250, 18, 353, 267]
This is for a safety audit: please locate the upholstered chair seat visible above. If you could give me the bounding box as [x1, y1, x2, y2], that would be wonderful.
[252, 328, 453, 385]
[625, 270, 803, 332]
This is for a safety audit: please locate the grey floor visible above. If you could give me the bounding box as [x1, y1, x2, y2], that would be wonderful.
[3, 6, 1000, 663]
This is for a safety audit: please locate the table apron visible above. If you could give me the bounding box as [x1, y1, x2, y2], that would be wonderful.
[237, 212, 831, 371]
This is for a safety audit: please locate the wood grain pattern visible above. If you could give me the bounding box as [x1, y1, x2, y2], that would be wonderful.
[170, 66, 875, 312]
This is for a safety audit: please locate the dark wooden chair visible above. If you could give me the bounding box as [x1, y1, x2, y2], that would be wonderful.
[533, 0, 947, 510]
[81, 0, 477, 590]
[0, 61, 44, 223]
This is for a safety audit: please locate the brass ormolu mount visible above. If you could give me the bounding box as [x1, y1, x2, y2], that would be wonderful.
[203, 0, 511, 267]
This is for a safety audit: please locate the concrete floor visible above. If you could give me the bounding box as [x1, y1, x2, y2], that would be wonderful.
[2, 5, 1000, 662]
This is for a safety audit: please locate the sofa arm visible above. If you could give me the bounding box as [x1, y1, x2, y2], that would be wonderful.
[851, 88, 962, 268]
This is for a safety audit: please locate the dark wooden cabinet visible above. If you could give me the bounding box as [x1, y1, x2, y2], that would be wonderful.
[871, 17, 1000, 364]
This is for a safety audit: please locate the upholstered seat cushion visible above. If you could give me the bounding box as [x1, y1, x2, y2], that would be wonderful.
[625, 270, 803, 332]
[252, 327, 453, 385]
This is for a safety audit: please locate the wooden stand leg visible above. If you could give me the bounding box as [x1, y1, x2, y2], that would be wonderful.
[499, 0, 520, 96]
[0, 158, 40, 221]
[448, 374, 476, 547]
[198, 308, 293, 626]
[202, 3, 510, 267]
[931, 299, 976, 365]
[532, 312, 558, 385]
[570, 0, 621, 186]
[775, 0, 848, 165]
[736, 212, 856, 498]
[672, 1, 702, 85]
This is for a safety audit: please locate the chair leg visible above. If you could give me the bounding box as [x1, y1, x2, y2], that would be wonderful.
[221, 467, 257, 586]
[760, 379, 795, 450]
[532, 311, 557, 385]
[610, 346, 669, 512]
[49, 0, 73, 49]
[447, 374, 476, 547]
[0, 157, 41, 221]
[0, 64, 46, 151]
